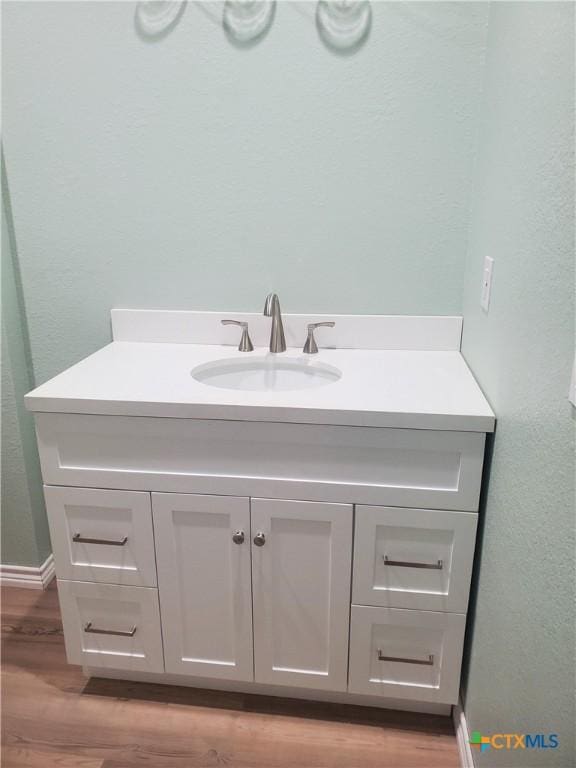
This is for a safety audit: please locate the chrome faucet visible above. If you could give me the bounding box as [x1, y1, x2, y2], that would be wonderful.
[263, 293, 286, 353]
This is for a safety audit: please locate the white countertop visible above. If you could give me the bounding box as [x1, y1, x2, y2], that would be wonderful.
[25, 342, 495, 432]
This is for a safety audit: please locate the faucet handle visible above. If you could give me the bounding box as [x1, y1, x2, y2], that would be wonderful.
[221, 320, 254, 352]
[303, 322, 335, 354]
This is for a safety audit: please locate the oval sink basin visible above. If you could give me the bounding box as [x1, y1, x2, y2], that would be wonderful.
[192, 356, 342, 392]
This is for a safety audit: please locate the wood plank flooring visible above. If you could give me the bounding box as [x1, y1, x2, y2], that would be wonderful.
[1, 582, 459, 767]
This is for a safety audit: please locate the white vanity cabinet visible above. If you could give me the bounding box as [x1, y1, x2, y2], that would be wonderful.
[41, 419, 480, 709]
[28, 310, 495, 715]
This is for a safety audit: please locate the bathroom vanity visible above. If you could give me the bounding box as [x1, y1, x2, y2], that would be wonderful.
[25, 308, 494, 716]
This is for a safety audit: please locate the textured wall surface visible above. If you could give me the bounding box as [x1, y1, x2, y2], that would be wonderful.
[460, 4, 575, 766]
[2, 1, 488, 383]
[1, 162, 52, 566]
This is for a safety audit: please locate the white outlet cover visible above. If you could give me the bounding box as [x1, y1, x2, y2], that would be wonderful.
[481, 257, 494, 313]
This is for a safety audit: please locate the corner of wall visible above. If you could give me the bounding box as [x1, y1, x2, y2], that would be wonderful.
[1, 148, 52, 567]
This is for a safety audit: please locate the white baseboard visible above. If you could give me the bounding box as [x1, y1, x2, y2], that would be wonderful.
[0, 553, 55, 590]
[453, 698, 475, 768]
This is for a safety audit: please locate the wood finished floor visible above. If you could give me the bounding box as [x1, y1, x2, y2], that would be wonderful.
[1, 582, 459, 768]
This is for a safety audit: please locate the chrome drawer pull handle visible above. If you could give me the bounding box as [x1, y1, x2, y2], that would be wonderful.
[84, 622, 137, 637]
[383, 555, 443, 570]
[377, 650, 434, 666]
[73, 533, 128, 547]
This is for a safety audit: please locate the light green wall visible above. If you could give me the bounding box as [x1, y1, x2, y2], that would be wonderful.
[460, 3, 575, 766]
[2, 1, 489, 384]
[1, 10, 574, 760]
[1, 157, 52, 566]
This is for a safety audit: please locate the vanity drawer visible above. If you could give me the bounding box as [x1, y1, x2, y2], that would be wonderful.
[57, 580, 164, 673]
[36, 413, 485, 511]
[348, 606, 465, 704]
[45, 487, 156, 586]
[353, 506, 477, 612]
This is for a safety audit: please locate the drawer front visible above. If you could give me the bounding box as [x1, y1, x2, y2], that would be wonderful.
[45, 486, 156, 586]
[57, 580, 164, 673]
[348, 606, 465, 704]
[353, 506, 477, 612]
[36, 413, 485, 511]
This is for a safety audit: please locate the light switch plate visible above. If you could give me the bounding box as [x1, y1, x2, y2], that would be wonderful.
[480, 257, 494, 313]
[569, 356, 576, 407]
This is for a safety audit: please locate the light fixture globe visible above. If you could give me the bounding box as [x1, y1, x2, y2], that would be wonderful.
[223, 0, 276, 45]
[316, 0, 371, 52]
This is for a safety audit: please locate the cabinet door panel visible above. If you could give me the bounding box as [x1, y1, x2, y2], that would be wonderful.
[251, 498, 352, 691]
[152, 493, 253, 681]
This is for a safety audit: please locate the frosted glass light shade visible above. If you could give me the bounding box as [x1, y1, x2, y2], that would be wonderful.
[223, 0, 276, 44]
[136, 1, 185, 36]
[316, 0, 371, 51]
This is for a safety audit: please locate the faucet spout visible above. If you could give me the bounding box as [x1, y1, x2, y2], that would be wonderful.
[263, 293, 286, 353]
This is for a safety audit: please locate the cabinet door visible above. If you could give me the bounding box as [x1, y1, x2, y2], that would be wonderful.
[152, 493, 253, 681]
[251, 498, 352, 691]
